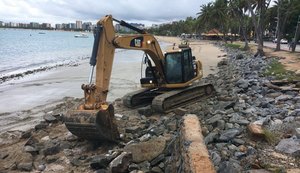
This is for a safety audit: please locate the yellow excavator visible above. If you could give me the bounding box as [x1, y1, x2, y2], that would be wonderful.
[64, 15, 214, 141]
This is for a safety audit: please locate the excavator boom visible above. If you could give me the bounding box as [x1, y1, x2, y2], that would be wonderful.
[64, 15, 213, 141]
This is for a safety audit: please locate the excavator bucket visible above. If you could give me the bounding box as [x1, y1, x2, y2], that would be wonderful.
[64, 104, 119, 141]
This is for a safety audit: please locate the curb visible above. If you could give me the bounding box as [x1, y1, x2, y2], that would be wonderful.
[181, 114, 216, 173]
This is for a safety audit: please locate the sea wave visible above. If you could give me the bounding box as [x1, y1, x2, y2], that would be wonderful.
[0, 49, 132, 84]
[0, 57, 88, 84]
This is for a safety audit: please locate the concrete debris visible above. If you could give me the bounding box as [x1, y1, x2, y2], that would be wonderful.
[124, 137, 166, 163]
[109, 152, 133, 173]
[248, 123, 264, 137]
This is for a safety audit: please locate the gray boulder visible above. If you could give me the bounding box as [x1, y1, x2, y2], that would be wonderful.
[218, 161, 242, 173]
[275, 137, 300, 156]
[124, 136, 166, 163]
[109, 152, 133, 173]
[219, 129, 241, 142]
[204, 132, 219, 144]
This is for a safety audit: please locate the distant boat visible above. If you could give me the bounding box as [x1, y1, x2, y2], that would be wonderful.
[38, 32, 46, 34]
[74, 33, 88, 38]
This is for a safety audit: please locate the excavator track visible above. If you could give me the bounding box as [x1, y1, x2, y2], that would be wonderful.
[123, 88, 161, 108]
[152, 83, 214, 112]
[123, 83, 215, 112]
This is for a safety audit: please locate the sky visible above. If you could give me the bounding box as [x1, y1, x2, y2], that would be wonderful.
[0, 0, 212, 26]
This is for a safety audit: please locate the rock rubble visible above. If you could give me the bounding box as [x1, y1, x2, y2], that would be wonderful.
[0, 44, 299, 173]
[193, 45, 300, 172]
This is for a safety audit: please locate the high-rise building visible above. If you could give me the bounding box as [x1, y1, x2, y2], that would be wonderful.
[70, 23, 76, 29]
[66, 23, 76, 30]
[7, 22, 18, 27]
[0, 21, 3, 27]
[30, 22, 39, 28]
[82, 22, 92, 31]
[41, 23, 51, 29]
[19, 23, 29, 28]
[55, 24, 62, 30]
[76, 20, 82, 29]
[62, 23, 68, 29]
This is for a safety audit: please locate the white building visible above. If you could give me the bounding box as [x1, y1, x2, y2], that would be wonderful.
[42, 23, 51, 29]
[30, 22, 39, 28]
[55, 24, 62, 30]
[76, 20, 82, 29]
[7, 22, 18, 27]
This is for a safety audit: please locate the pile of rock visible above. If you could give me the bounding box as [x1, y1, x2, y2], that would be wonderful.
[193, 47, 300, 172]
[1, 46, 299, 173]
[0, 98, 184, 172]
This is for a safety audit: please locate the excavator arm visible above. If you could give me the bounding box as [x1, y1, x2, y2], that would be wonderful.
[64, 15, 168, 141]
[86, 15, 166, 108]
[64, 15, 211, 142]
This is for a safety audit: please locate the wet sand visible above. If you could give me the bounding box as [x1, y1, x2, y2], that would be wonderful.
[0, 37, 224, 133]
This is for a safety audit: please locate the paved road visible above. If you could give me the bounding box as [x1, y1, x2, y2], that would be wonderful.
[263, 41, 300, 52]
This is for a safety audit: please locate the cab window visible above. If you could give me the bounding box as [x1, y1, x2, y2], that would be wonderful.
[165, 52, 183, 83]
[183, 49, 194, 81]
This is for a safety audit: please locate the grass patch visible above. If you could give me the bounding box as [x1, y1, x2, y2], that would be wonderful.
[225, 43, 241, 49]
[264, 60, 286, 77]
[264, 59, 300, 81]
[263, 129, 280, 145]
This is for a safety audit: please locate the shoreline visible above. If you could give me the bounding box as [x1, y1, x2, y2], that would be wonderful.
[0, 37, 225, 133]
[0, 62, 81, 84]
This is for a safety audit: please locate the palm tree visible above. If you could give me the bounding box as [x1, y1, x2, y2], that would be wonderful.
[197, 0, 229, 42]
[274, 0, 298, 51]
[196, 2, 214, 32]
[229, 0, 250, 50]
[247, 0, 272, 56]
[212, 0, 229, 42]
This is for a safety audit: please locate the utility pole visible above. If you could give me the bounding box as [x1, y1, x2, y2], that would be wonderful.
[292, 15, 300, 52]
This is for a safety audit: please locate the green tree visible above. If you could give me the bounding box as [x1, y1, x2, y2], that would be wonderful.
[274, 0, 298, 51]
[196, 0, 229, 42]
[147, 17, 198, 36]
[229, 0, 251, 50]
[247, 0, 272, 56]
[196, 2, 214, 32]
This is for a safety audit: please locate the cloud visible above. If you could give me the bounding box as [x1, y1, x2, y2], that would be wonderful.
[0, 0, 211, 25]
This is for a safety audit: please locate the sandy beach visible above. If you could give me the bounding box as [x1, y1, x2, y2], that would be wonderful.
[0, 36, 224, 133]
[156, 36, 225, 77]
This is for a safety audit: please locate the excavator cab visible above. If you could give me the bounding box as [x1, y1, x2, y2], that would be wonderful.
[141, 48, 196, 86]
[164, 48, 195, 84]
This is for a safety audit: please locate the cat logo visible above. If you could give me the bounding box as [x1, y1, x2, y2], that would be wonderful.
[130, 37, 143, 47]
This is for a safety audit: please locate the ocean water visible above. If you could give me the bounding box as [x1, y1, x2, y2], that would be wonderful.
[0, 28, 168, 78]
[0, 29, 94, 76]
